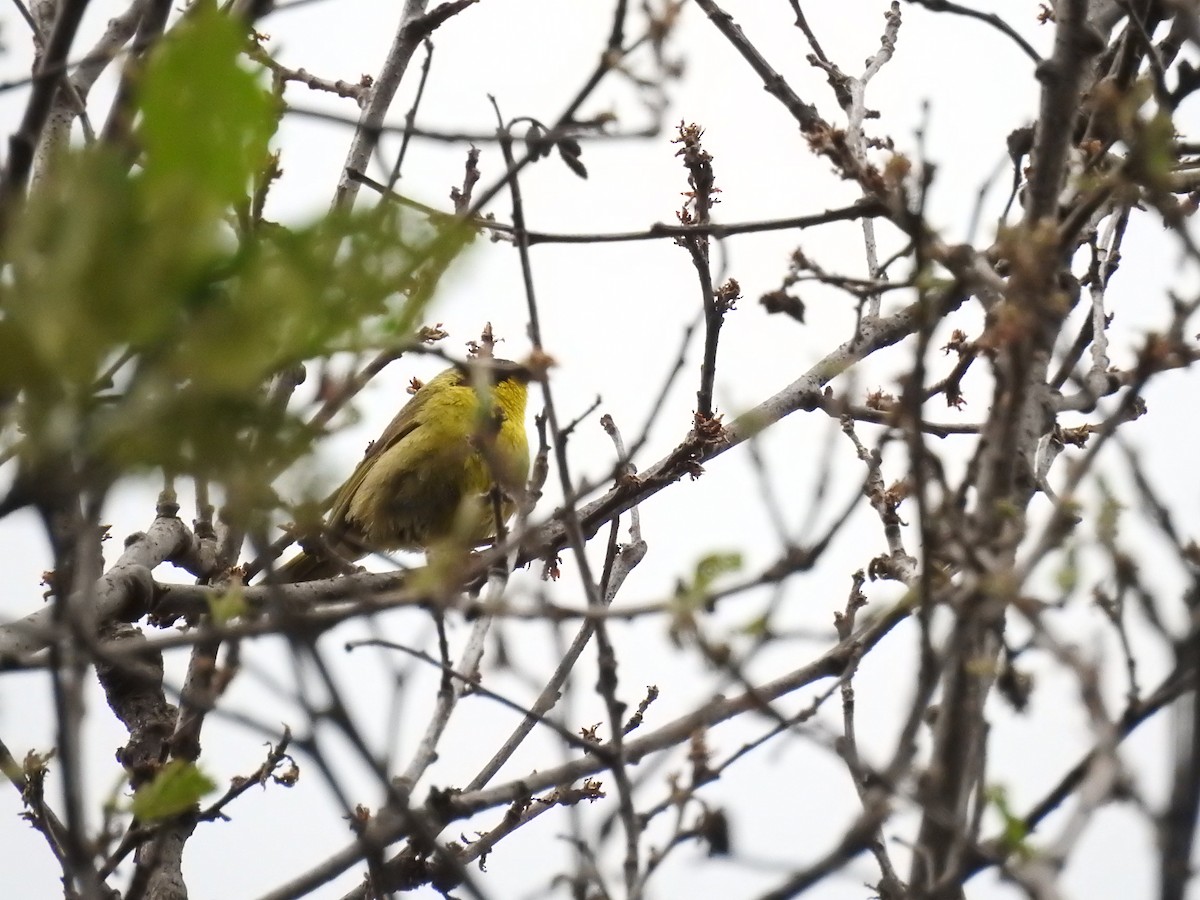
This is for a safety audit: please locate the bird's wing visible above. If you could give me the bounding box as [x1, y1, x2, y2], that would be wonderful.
[325, 390, 429, 529]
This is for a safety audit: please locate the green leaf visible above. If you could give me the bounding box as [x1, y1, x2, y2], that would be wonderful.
[0, 0, 473, 507]
[1054, 542, 1078, 594]
[130, 760, 216, 822]
[1097, 479, 1122, 546]
[694, 552, 743, 592]
[207, 586, 248, 625]
[138, 1, 275, 211]
[985, 784, 1031, 858]
[732, 408, 768, 439]
[674, 551, 743, 611]
[740, 613, 769, 637]
[1, 151, 171, 389]
[1, 145, 468, 479]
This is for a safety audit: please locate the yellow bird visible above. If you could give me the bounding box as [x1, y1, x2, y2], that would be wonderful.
[278, 358, 533, 582]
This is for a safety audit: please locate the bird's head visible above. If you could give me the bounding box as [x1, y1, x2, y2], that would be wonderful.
[456, 352, 552, 416]
[450, 357, 534, 426]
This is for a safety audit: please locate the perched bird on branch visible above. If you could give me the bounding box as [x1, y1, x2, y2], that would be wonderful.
[278, 357, 534, 582]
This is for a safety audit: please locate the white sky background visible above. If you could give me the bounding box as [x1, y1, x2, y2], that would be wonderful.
[1, 1, 1199, 898]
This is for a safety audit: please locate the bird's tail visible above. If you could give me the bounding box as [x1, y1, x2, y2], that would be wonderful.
[273, 549, 347, 583]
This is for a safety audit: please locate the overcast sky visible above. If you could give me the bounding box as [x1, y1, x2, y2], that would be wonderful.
[2, 2, 1199, 898]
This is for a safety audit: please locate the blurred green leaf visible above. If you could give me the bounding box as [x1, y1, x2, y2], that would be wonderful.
[695, 552, 742, 589]
[130, 759, 216, 822]
[138, 1, 276, 212]
[740, 613, 769, 637]
[1, 151, 171, 389]
[674, 551, 743, 611]
[1, 145, 468, 482]
[0, 3, 474, 512]
[985, 784, 1031, 859]
[1097, 479, 1122, 546]
[1054, 542, 1078, 595]
[206, 585, 248, 625]
[1143, 111, 1176, 184]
